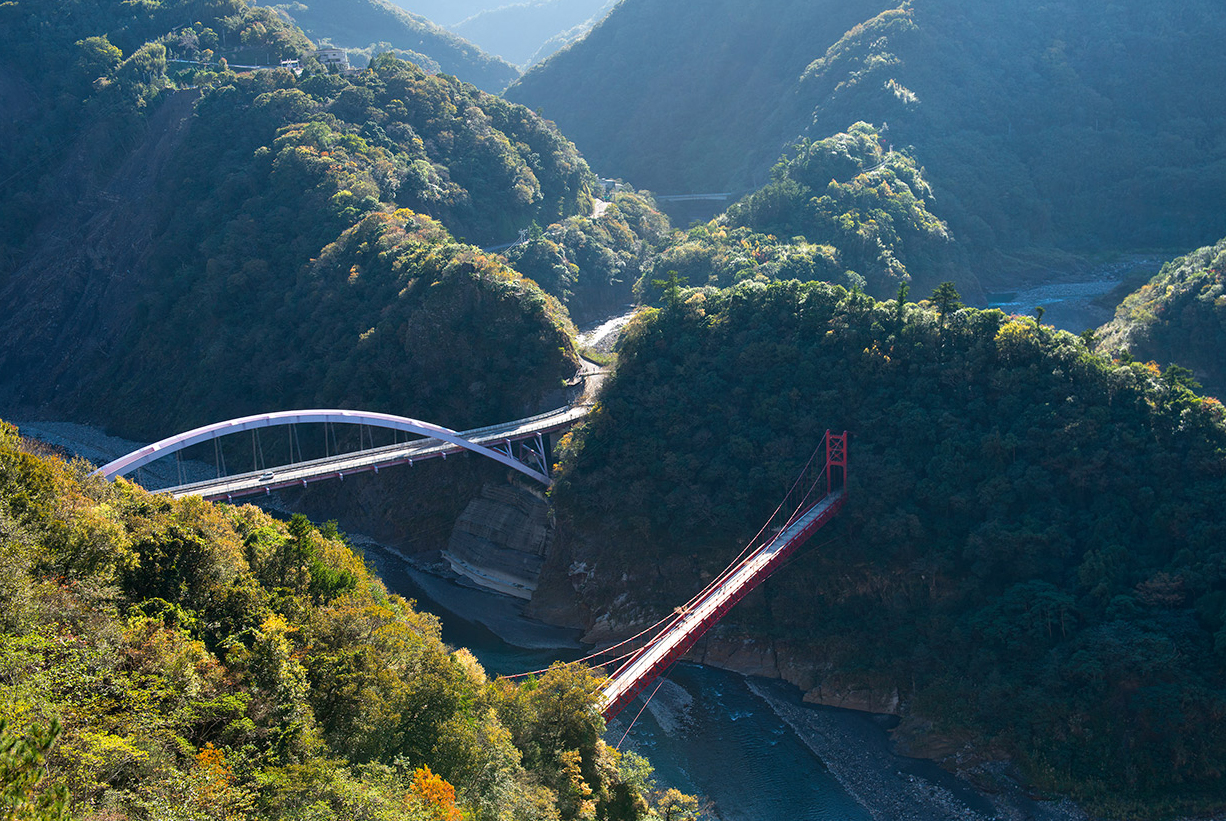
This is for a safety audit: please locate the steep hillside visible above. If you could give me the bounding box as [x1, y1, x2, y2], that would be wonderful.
[383, 0, 495, 27]
[630, 123, 970, 302]
[505, 0, 898, 192]
[1096, 239, 1226, 397]
[0, 0, 313, 258]
[507, 0, 1226, 278]
[0, 0, 611, 439]
[546, 283, 1226, 818]
[269, 0, 521, 92]
[797, 0, 1226, 275]
[720, 122, 966, 297]
[0, 421, 688, 820]
[503, 190, 670, 323]
[452, 0, 613, 67]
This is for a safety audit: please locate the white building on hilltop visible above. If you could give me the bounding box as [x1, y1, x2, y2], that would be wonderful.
[315, 47, 350, 71]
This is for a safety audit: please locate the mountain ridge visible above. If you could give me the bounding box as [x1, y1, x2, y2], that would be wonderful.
[268, 0, 521, 92]
[508, 0, 1226, 280]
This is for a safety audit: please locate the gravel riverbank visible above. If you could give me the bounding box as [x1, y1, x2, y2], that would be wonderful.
[577, 307, 636, 354]
[747, 680, 1087, 821]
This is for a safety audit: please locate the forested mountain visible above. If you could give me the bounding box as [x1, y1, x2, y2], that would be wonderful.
[630, 123, 972, 301]
[452, 0, 614, 67]
[7, 0, 1226, 817]
[507, 0, 890, 194]
[0, 0, 654, 439]
[505, 190, 670, 322]
[381, 0, 494, 27]
[267, 0, 520, 92]
[508, 0, 1226, 281]
[719, 122, 966, 297]
[546, 283, 1226, 818]
[0, 422, 693, 820]
[1096, 238, 1226, 397]
[379, 0, 611, 66]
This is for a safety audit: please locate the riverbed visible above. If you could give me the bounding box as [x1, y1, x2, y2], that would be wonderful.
[354, 535, 1088, 821]
[985, 255, 1163, 333]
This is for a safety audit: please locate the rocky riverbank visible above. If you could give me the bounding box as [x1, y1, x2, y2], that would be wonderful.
[358, 541, 1099, 821]
[747, 680, 1086, 821]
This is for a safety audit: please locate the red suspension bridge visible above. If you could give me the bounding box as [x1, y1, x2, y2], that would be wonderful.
[507, 431, 848, 723]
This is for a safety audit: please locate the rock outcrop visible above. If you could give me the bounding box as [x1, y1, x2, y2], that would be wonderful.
[443, 482, 553, 599]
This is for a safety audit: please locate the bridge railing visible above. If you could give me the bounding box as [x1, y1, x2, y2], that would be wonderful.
[599, 491, 845, 721]
[592, 431, 848, 720]
[454, 405, 581, 440]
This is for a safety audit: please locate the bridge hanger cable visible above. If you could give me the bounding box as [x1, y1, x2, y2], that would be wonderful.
[607, 512, 841, 731]
[502, 443, 837, 680]
[614, 655, 682, 750]
[510, 447, 835, 680]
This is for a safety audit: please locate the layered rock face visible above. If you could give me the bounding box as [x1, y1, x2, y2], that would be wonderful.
[444, 482, 553, 598]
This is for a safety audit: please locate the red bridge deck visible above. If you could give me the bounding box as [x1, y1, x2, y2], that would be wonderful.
[599, 431, 847, 720]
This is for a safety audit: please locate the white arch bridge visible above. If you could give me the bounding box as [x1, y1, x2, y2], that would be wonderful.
[95, 406, 589, 502]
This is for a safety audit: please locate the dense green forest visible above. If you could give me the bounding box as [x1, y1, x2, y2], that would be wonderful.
[508, 0, 1226, 280]
[98, 207, 577, 436]
[503, 191, 670, 323]
[267, 0, 520, 92]
[0, 421, 701, 820]
[1096, 238, 1226, 398]
[721, 122, 965, 297]
[0, 0, 664, 438]
[633, 123, 967, 304]
[0, 0, 312, 254]
[548, 281, 1226, 818]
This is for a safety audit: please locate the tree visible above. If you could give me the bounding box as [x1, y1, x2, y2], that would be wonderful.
[0, 719, 69, 820]
[1033, 305, 1045, 324]
[74, 35, 122, 87]
[1162, 363, 1201, 391]
[894, 281, 909, 328]
[651, 270, 688, 316]
[654, 788, 701, 821]
[930, 281, 961, 320]
[408, 767, 462, 821]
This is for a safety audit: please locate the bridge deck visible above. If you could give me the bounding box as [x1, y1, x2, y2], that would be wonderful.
[166, 405, 587, 501]
[600, 489, 845, 719]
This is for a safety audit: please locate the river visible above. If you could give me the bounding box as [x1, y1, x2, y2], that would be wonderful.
[355, 536, 1084, 821]
[984, 255, 1164, 333]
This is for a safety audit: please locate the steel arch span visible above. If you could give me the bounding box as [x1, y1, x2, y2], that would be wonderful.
[94, 409, 552, 486]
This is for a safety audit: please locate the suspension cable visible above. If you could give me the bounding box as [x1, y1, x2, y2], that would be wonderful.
[503, 438, 836, 680]
[615, 655, 683, 749]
